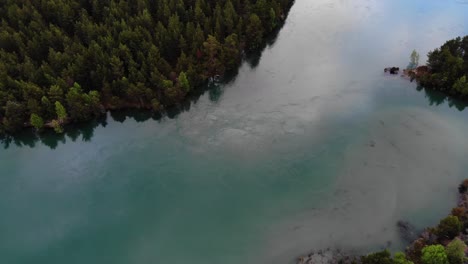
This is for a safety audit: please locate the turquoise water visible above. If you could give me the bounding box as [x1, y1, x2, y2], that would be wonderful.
[1, 1, 468, 263]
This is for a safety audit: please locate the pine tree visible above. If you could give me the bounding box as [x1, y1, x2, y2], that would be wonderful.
[178, 72, 190, 92]
[0, 0, 295, 134]
[203, 35, 224, 77]
[55, 101, 67, 122]
[30, 113, 44, 130]
[246, 14, 264, 50]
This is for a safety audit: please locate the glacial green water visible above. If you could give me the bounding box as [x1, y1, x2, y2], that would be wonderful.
[1, 1, 468, 264]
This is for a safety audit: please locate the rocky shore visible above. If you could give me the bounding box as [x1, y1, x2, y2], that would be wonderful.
[402, 66, 430, 82]
[296, 248, 359, 264]
[296, 179, 468, 264]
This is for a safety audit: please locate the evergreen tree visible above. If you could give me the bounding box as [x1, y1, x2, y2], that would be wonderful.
[445, 238, 467, 264]
[30, 113, 44, 130]
[417, 36, 468, 97]
[0, 0, 294, 134]
[51, 119, 64, 133]
[393, 252, 414, 264]
[410, 49, 420, 69]
[55, 101, 67, 122]
[223, 34, 241, 70]
[246, 14, 264, 50]
[178, 72, 190, 92]
[203, 35, 224, 77]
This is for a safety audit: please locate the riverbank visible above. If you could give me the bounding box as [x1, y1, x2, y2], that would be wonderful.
[296, 180, 468, 264]
[0, 0, 296, 135]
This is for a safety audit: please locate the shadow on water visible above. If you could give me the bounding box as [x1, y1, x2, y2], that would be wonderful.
[2, 81, 467, 151]
[245, 21, 286, 69]
[0, 117, 107, 150]
[418, 85, 467, 111]
[0, 20, 288, 150]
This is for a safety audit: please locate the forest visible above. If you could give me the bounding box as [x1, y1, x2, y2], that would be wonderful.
[416, 35, 468, 97]
[0, 0, 294, 134]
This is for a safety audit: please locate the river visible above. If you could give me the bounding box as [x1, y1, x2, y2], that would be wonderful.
[1, 0, 468, 263]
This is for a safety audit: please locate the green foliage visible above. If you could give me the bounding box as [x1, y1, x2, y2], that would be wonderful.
[421, 245, 448, 264]
[0, 0, 294, 134]
[151, 99, 161, 111]
[407, 238, 427, 264]
[451, 207, 466, 219]
[270, 8, 278, 29]
[48, 85, 64, 105]
[360, 251, 413, 264]
[361, 250, 393, 264]
[393, 252, 414, 264]
[55, 101, 67, 122]
[2, 101, 26, 132]
[445, 238, 467, 264]
[418, 36, 468, 97]
[435, 216, 462, 240]
[65, 83, 101, 121]
[30, 113, 44, 130]
[51, 120, 63, 134]
[410, 50, 420, 69]
[223, 33, 241, 70]
[246, 14, 264, 50]
[203, 35, 225, 77]
[452, 76, 468, 96]
[178, 72, 190, 92]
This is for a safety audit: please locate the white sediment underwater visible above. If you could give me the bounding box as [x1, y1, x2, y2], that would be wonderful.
[260, 106, 468, 264]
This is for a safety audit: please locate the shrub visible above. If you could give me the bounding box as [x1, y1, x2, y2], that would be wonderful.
[51, 120, 63, 134]
[436, 216, 462, 240]
[421, 245, 448, 264]
[30, 113, 44, 130]
[451, 207, 466, 219]
[407, 238, 427, 264]
[445, 238, 467, 264]
[393, 252, 414, 264]
[361, 250, 392, 264]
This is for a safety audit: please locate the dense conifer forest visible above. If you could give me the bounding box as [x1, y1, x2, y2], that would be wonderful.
[0, 0, 294, 134]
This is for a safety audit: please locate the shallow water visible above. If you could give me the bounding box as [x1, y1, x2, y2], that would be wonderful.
[1, 1, 468, 264]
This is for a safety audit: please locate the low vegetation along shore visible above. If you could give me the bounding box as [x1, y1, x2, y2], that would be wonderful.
[297, 179, 468, 264]
[0, 0, 294, 135]
[298, 36, 468, 263]
[413, 36, 468, 97]
[383, 36, 468, 104]
[402, 36, 468, 98]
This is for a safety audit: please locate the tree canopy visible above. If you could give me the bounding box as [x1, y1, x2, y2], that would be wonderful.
[445, 238, 467, 264]
[417, 36, 468, 96]
[409, 49, 420, 70]
[435, 215, 462, 240]
[421, 245, 449, 264]
[361, 250, 414, 264]
[0, 0, 294, 134]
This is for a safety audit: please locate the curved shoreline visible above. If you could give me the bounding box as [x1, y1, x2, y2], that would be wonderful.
[0, 0, 296, 136]
[296, 180, 468, 264]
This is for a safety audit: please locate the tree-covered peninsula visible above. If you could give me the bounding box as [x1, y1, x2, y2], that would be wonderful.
[0, 0, 294, 134]
[414, 36, 468, 96]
